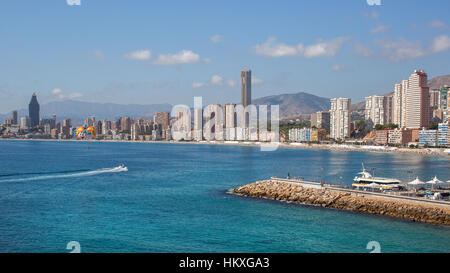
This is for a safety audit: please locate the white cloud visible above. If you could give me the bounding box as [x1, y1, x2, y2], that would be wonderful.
[192, 82, 205, 88]
[354, 43, 375, 57]
[331, 64, 351, 71]
[432, 35, 450, 53]
[91, 50, 104, 60]
[124, 50, 151, 60]
[227, 80, 237, 87]
[203, 58, 212, 63]
[429, 20, 449, 29]
[153, 50, 201, 66]
[356, 35, 450, 62]
[51, 88, 83, 100]
[377, 39, 426, 61]
[371, 24, 390, 34]
[254, 37, 346, 58]
[252, 77, 263, 85]
[210, 75, 224, 85]
[210, 34, 224, 44]
[51, 88, 63, 95]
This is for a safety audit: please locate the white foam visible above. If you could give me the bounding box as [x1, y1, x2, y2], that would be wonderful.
[0, 166, 128, 183]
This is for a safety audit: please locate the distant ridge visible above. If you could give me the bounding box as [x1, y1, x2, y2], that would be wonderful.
[428, 74, 450, 90]
[252, 92, 330, 119]
[2, 74, 448, 123]
[1, 100, 172, 125]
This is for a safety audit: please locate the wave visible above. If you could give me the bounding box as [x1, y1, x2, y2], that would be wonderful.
[0, 166, 128, 183]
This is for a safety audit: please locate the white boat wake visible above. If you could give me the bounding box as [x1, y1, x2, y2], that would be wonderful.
[0, 166, 128, 183]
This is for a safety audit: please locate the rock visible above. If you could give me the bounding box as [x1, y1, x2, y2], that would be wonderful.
[229, 180, 450, 226]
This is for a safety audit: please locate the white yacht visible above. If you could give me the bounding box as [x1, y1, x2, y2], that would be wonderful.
[352, 163, 402, 191]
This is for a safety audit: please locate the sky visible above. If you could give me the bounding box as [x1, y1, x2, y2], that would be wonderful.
[1, 0, 450, 113]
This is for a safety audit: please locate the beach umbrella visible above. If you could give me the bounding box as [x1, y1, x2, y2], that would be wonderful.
[408, 177, 425, 186]
[426, 176, 444, 185]
[426, 176, 445, 189]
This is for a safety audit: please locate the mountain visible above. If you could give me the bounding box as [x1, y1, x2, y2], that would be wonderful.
[3, 73, 449, 124]
[1, 100, 172, 125]
[252, 92, 330, 119]
[428, 74, 450, 90]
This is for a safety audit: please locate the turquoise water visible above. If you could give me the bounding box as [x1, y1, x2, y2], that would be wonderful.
[0, 140, 449, 253]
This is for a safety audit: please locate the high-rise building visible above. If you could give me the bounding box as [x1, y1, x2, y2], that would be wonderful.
[28, 93, 40, 127]
[12, 110, 18, 125]
[193, 108, 203, 141]
[203, 104, 223, 141]
[154, 112, 170, 138]
[405, 70, 430, 129]
[102, 119, 111, 135]
[20, 116, 30, 129]
[330, 98, 351, 140]
[241, 70, 251, 128]
[439, 86, 449, 124]
[393, 83, 403, 126]
[120, 117, 132, 132]
[154, 112, 170, 129]
[85, 116, 96, 126]
[241, 70, 251, 107]
[365, 95, 393, 127]
[437, 123, 449, 147]
[310, 111, 330, 129]
[172, 108, 191, 141]
[401, 79, 408, 127]
[223, 103, 237, 140]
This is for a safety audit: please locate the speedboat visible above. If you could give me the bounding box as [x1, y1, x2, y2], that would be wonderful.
[117, 164, 128, 171]
[352, 163, 401, 191]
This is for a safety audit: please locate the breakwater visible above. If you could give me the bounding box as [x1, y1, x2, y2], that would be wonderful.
[230, 180, 450, 226]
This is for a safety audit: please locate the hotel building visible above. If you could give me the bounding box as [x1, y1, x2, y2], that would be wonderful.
[365, 95, 393, 127]
[330, 97, 351, 140]
[310, 111, 330, 129]
[405, 70, 430, 129]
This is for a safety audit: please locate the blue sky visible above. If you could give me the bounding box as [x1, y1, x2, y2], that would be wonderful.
[1, 0, 450, 114]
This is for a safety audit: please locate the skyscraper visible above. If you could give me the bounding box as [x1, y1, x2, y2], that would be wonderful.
[241, 70, 251, 107]
[365, 95, 393, 127]
[28, 93, 40, 127]
[393, 83, 403, 126]
[405, 70, 430, 129]
[330, 98, 351, 140]
[12, 110, 18, 125]
[310, 111, 330, 129]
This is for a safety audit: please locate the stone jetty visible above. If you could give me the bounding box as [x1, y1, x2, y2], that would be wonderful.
[230, 180, 450, 226]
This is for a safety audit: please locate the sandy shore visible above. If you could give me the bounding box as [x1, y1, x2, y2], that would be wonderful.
[1, 138, 448, 157]
[230, 180, 450, 226]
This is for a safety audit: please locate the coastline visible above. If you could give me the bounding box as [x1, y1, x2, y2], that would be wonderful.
[1, 138, 448, 157]
[230, 180, 450, 226]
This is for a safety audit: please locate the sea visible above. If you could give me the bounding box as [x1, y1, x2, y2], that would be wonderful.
[0, 140, 449, 253]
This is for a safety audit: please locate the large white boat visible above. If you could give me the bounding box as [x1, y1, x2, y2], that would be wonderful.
[352, 163, 402, 191]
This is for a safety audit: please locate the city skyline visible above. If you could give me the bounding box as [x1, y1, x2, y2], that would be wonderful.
[1, 1, 450, 113]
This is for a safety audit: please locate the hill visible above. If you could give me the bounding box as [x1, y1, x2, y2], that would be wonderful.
[428, 74, 450, 90]
[252, 92, 330, 119]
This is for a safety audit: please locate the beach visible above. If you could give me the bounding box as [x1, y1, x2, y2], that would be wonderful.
[1, 138, 448, 157]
